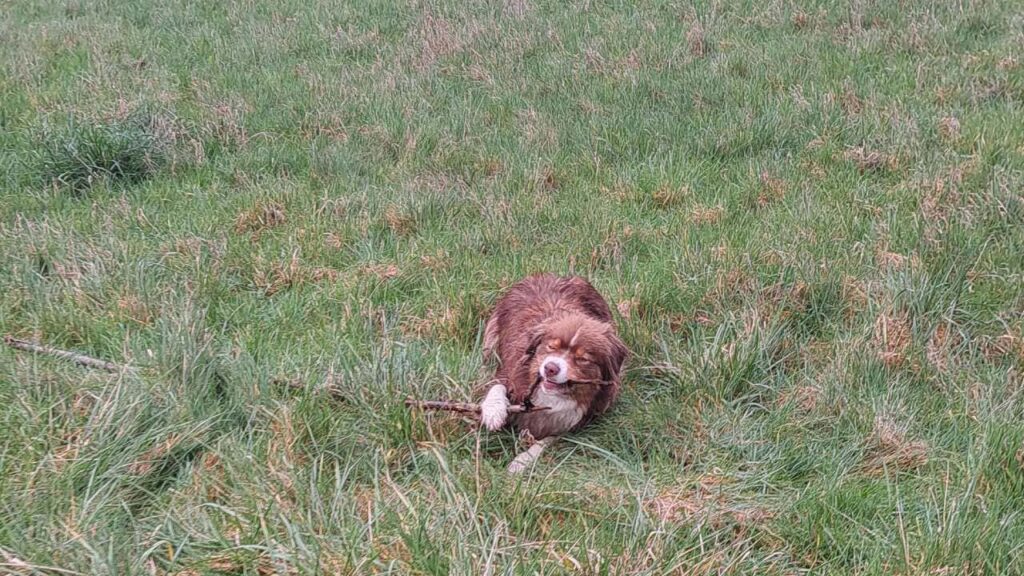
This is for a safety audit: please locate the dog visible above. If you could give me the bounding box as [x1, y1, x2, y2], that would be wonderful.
[478, 274, 628, 473]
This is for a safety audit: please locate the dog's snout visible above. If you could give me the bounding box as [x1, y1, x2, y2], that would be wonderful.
[538, 356, 569, 384]
[544, 362, 560, 378]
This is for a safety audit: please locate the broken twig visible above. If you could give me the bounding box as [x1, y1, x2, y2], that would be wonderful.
[405, 399, 547, 414]
[3, 335, 125, 372]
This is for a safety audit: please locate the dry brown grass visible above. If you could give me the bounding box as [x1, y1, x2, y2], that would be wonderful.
[400, 305, 459, 341]
[651, 184, 688, 208]
[926, 322, 960, 373]
[504, 0, 531, 19]
[686, 19, 708, 58]
[234, 201, 286, 240]
[873, 310, 912, 367]
[691, 204, 725, 225]
[982, 329, 1024, 363]
[861, 413, 929, 475]
[114, 293, 155, 326]
[361, 262, 401, 282]
[616, 299, 637, 321]
[938, 116, 961, 140]
[173, 551, 298, 576]
[757, 171, 787, 208]
[647, 475, 774, 531]
[418, 249, 449, 272]
[842, 146, 900, 173]
[416, 14, 458, 69]
[323, 231, 345, 250]
[875, 248, 910, 271]
[383, 205, 416, 237]
[128, 433, 183, 476]
[252, 253, 303, 296]
[780, 384, 823, 412]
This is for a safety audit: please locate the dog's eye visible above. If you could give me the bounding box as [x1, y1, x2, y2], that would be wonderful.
[577, 357, 593, 365]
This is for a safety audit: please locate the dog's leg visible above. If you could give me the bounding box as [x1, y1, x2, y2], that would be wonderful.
[508, 436, 556, 474]
[479, 383, 509, 431]
[482, 316, 500, 362]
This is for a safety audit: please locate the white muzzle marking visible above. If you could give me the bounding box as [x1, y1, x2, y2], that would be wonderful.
[538, 355, 569, 384]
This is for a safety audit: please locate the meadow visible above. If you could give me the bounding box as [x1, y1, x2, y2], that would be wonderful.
[1, 0, 1023, 573]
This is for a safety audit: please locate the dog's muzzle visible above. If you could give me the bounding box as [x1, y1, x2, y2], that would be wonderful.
[538, 355, 568, 389]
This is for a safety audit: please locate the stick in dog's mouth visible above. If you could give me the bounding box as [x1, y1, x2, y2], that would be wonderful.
[404, 399, 549, 414]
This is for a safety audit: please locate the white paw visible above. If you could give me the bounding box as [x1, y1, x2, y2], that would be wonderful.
[507, 456, 531, 474]
[507, 437, 554, 474]
[479, 384, 509, 431]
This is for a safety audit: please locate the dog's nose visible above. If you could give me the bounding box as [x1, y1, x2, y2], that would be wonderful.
[543, 362, 561, 378]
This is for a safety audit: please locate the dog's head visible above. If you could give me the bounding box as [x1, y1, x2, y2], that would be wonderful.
[522, 313, 628, 395]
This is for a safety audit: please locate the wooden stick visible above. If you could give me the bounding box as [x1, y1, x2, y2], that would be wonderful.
[405, 399, 547, 414]
[3, 335, 124, 372]
[3, 335, 543, 419]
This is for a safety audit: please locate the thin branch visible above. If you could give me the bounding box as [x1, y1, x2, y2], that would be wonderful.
[3, 335, 546, 420]
[405, 399, 547, 414]
[3, 336, 124, 372]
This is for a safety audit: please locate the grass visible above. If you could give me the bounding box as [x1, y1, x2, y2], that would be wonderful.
[29, 110, 171, 193]
[1, 0, 1023, 573]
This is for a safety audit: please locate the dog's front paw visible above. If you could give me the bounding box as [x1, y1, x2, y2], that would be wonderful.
[507, 456, 531, 474]
[507, 437, 554, 474]
[479, 384, 509, 431]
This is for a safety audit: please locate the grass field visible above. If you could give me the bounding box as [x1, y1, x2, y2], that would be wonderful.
[2, 0, 1024, 573]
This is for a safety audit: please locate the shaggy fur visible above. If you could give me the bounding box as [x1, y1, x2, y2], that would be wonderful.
[479, 274, 628, 447]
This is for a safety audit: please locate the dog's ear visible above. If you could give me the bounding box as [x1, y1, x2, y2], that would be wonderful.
[523, 326, 545, 363]
[599, 327, 629, 386]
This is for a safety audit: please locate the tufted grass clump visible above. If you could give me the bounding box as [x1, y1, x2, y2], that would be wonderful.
[33, 111, 170, 193]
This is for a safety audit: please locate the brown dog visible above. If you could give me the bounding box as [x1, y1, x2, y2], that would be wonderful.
[479, 274, 628, 472]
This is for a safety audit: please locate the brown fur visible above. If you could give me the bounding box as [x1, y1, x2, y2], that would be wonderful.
[481, 274, 628, 438]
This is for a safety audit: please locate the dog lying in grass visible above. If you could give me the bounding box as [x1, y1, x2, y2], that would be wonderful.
[479, 274, 628, 473]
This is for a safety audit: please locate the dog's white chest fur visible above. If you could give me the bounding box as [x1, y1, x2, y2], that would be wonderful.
[530, 385, 583, 432]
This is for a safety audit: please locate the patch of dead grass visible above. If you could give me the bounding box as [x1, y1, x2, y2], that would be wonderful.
[400, 305, 459, 341]
[757, 171, 787, 208]
[861, 413, 929, 475]
[361, 262, 402, 282]
[203, 97, 250, 148]
[981, 329, 1024, 364]
[234, 201, 286, 240]
[252, 253, 303, 296]
[519, 109, 558, 150]
[875, 247, 914, 271]
[651, 184, 688, 208]
[504, 0, 531, 19]
[873, 310, 911, 368]
[926, 322, 961, 373]
[616, 299, 637, 321]
[842, 146, 900, 173]
[588, 228, 626, 272]
[175, 551, 297, 576]
[938, 116, 961, 141]
[383, 205, 417, 236]
[114, 293, 155, 326]
[686, 19, 708, 58]
[50, 430, 89, 473]
[840, 83, 864, 115]
[691, 204, 725, 225]
[779, 384, 823, 412]
[418, 250, 449, 272]
[324, 231, 345, 250]
[647, 475, 774, 531]
[128, 433, 182, 476]
[414, 13, 483, 70]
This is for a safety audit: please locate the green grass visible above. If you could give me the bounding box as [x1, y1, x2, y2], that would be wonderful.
[1, 0, 1023, 573]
